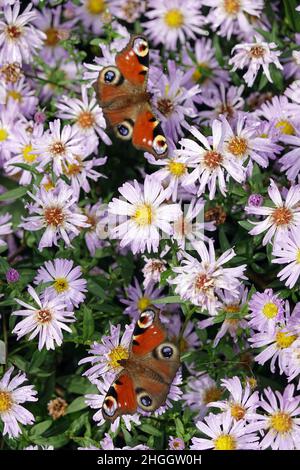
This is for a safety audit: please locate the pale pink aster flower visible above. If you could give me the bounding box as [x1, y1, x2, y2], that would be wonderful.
[179, 120, 245, 200]
[256, 95, 300, 139]
[202, 0, 264, 40]
[108, 176, 181, 255]
[169, 240, 246, 315]
[0, 76, 38, 118]
[247, 289, 285, 333]
[272, 228, 300, 288]
[0, 366, 37, 438]
[79, 323, 133, 383]
[245, 180, 300, 245]
[34, 259, 87, 308]
[56, 86, 111, 148]
[21, 184, 89, 250]
[182, 372, 223, 420]
[77, 0, 105, 34]
[63, 154, 107, 198]
[199, 84, 245, 124]
[229, 37, 282, 87]
[191, 412, 260, 450]
[143, 0, 207, 51]
[168, 436, 185, 450]
[142, 256, 167, 289]
[83, 202, 108, 256]
[120, 277, 163, 320]
[0, 2, 46, 64]
[0, 212, 12, 248]
[36, 119, 85, 176]
[208, 376, 260, 422]
[253, 385, 300, 450]
[12, 285, 75, 350]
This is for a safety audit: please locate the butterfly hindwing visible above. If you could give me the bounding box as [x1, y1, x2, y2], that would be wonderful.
[102, 372, 137, 421]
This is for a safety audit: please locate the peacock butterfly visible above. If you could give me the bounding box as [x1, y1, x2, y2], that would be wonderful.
[95, 35, 168, 159]
[102, 307, 180, 421]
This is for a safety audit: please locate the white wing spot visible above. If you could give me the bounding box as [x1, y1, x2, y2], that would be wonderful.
[148, 140, 152, 146]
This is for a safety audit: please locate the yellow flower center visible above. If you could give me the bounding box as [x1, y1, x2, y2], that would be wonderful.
[223, 0, 240, 14]
[0, 128, 8, 141]
[272, 207, 293, 227]
[203, 386, 222, 404]
[231, 403, 246, 420]
[137, 296, 151, 311]
[164, 9, 184, 28]
[65, 163, 82, 176]
[77, 111, 95, 129]
[108, 345, 129, 369]
[249, 45, 266, 59]
[44, 206, 64, 227]
[43, 180, 55, 191]
[168, 160, 186, 177]
[276, 331, 297, 349]
[214, 434, 236, 450]
[296, 249, 300, 264]
[192, 63, 211, 84]
[45, 27, 60, 47]
[227, 136, 248, 157]
[224, 304, 240, 313]
[0, 391, 12, 412]
[275, 120, 295, 135]
[54, 277, 69, 293]
[87, 0, 105, 14]
[203, 150, 223, 169]
[132, 204, 153, 226]
[262, 302, 279, 319]
[270, 412, 292, 434]
[22, 144, 38, 163]
[7, 90, 22, 102]
[36, 308, 52, 324]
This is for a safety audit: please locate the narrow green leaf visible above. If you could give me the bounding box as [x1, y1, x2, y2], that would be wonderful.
[0, 186, 28, 201]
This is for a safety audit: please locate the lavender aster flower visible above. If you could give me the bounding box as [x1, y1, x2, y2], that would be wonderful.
[272, 228, 300, 288]
[248, 289, 285, 332]
[0, 212, 12, 248]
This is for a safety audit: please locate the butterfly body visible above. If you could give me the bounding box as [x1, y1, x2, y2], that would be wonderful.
[95, 35, 168, 159]
[102, 309, 180, 422]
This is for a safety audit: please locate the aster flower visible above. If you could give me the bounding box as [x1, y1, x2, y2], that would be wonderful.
[167, 312, 201, 353]
[199, 84, 245, 124]
[0, 76, 38, 118]
[35, 119, 85, 176]
[142, 256, 167, 289]
[202, 0, 264, 40]
[0, 102, 19, 163]
[120, 277, 163, 320]
[77, 0, 106, 34]
[280, 128, 300, 181]
[100, 432, 149, 450]
[62, 154, 107, 198]
[21, 183, 89, 251]
[209, 376, 260, 422]
[24, 445, 54, 450]
[56, 86, 111, 149]
[272, 228, 300, 288]
[248, 289, 285, 332]
[0, 2, 46, 65]
[253, 385, 300, 450]
[169, 240, 246, 315]
[79, 323, 133, 383]
[0, 367, 37, 438]
[34, 259, 87, 308]
[108, 176, 181, 255]
[143, 0, 207, 51]
[245, 179, 300, 245]
[229, 37, 282, 87]
[256, 95, 299, 139]
[109, 0, 147, 23]
[178, 120, 245, 200]
[0, 212, 12, 248]
[83, 202, 108, 256]
[191, 412, 260, 450]
[168, 436, 185, 450]
[285, 332, 300, 389]
[182, 373, 223, 420]
[12, 285, 76, 350]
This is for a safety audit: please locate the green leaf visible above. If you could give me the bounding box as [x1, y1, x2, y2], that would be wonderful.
[140, 424, 162, 437]
[82, 307, 95, 341]
[11, 163, 40, 175]
[30, 420, 52, 437]
[65, 396, 88, 414]
[152, 295, 183, 304]
[238, 220, 253, 231]
[0, 186, 28, 201]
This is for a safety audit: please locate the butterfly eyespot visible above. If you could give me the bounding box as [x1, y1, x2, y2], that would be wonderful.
[155, 342, 179, 361]
[103, 396, 118, 417]
[137, 390, 153, 410]
[133, 37, 149, 58]
[138, 310, 155, 329]
[99, 66, 122, 85]
[115, 120, 133, 140]
[153, 135, 168, 156]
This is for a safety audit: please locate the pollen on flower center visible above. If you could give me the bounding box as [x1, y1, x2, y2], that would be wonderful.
[296, 249, 300, 264]
[231, 403, 246, 420]
[132, 204, 153, 226]
[214, 434, 236, 450]
[224, 304, 240, 313]
[0, 63, 22, 84]
[137, 296, 151, 311]
[223, 0, 240, 14]
[44, 206, 65, 227]
[77, 111, 95, 129]
[0, 128, 8, 142]
[276, 331, 297, 349]
[203, 150, 223, 169]
[6, 25, 22, 39]
[193, 63, 211, 83]
[87, 0, 105, 14]
[275, 120, 295, 135]
[249, 45, 266, 59]
[262, 302, 279, 319]
[195, 273, 213, 292]
[7, 90, 22, 102]
[271, 207, 293, 226]
[65, 162, 82, 176]
[0, 390, 13, 412]
[168, 161, 186, 177]
[108, 345, 129, 369]
[54, 277, 69, 293]
[164, 9, 184, 28]
[50, 141, 66, 156]
[45, 27, 60, 47]
[203, 386, 222, 404]
[270, 412, 292, 433]
[36, 308, 52, 324]
[157, 98, 174, 117]
[227, 136, 248, 157]
[22, 144, 38, 163]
